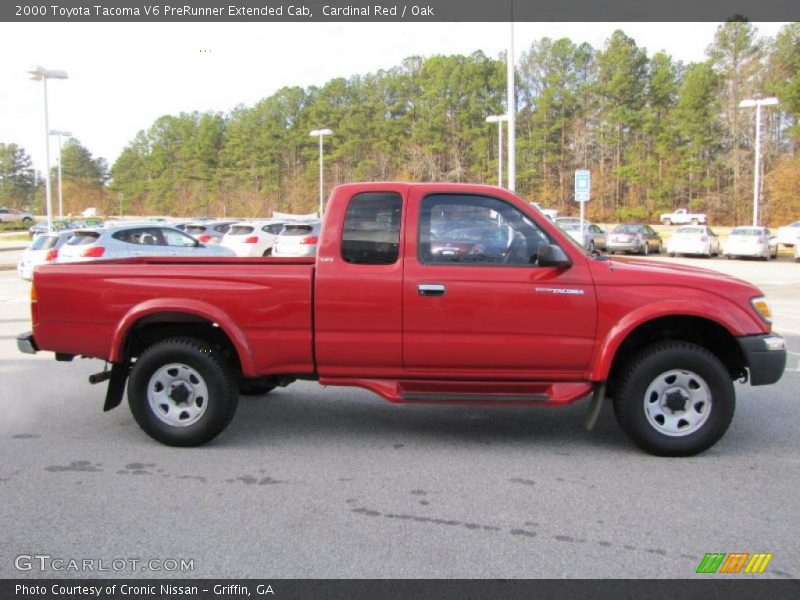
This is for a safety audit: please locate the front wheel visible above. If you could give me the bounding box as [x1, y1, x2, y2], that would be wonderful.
[612, 342, 735, 456]
[127, 337, 239, 446]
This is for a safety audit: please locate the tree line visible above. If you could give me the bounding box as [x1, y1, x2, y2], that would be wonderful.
[2, 22, 798, 226]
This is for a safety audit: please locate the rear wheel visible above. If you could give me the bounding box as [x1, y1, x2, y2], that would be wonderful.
[262, 248, 272, 257]
[613, 342, 734, 456]
[127, 337, 238, 446]
[641, 243, 649, 256]
[662, 219, 672, 226]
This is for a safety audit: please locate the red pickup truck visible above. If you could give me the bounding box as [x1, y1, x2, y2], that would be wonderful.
[18, 183, 786, 456]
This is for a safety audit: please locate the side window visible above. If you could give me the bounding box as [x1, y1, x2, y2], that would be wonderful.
[264, 224, 284, 235]
[341, 192, 402, 265]
[163, 229, 196, 247]
[113, 228, 158, 245]
[420, 194, 550, 266]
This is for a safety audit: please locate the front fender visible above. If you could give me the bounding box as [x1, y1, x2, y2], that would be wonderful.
[590, 298, 755, 382]
[109, 298, 257, 377]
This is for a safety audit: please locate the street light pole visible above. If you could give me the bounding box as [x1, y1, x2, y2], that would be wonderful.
[309, 128, 333, 217]
[49, 129, 71, 219]
[28, 66, 68, 232]
[739, 97, 779, 227]
[507, 20, 516, 192]
[486, 115, 508, 187]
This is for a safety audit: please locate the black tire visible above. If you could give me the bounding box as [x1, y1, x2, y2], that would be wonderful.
[641, 243, 649, 256]
[655, 243, 662, 254]
[262, 248, 272, 257]
[588, 240, 595, 253]
[127, 337, 238, 446]
[239, 379, 277, 396]
[690, 218, 699, 225]
[662, 219, 672, 226]
[612, 341, 735, 456]
[22, 217, 33, 224]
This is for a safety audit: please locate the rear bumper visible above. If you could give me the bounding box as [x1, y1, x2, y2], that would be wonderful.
[17, 331, 39, 354]
[738, 334, 787, 386]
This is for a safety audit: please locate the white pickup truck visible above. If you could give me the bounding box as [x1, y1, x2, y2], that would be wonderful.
[660, 208, 707, 226]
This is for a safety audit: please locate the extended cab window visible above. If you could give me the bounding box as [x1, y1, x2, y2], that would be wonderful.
[420, 194, 550, 265]
[341, 192, 402, 265]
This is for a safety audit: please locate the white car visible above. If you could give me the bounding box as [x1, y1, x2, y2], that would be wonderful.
[776, 220, 800, 248]
[272, 221, 322, 257]
[17, 230, 74, 280]
[57, 224, 234, 262]
[723, 227, 778, 261]
[220, 220, 287, 257]
[795, 243, 800, 263]
[667, 226, 721, 257]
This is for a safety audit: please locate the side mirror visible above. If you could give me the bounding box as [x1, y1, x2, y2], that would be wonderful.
[537, 244, 572, 268]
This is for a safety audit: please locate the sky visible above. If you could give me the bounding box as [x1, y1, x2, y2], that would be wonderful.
[0, 21, 790, 176]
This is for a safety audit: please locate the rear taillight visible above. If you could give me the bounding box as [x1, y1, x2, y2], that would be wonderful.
[198, 235, 212, 243]
[81, 246, 105, 258]
[31, 283, 38, 325]
[300, 236, 319, 245]
[45, 249, 58, 262]
[244, 236, 259, 243]
[758, 237, 766, 244]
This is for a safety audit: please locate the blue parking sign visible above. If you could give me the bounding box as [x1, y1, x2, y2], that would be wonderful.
[575, 170, 591, 202]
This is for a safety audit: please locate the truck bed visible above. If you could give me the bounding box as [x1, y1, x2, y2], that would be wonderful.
[32, 256, 316, 376]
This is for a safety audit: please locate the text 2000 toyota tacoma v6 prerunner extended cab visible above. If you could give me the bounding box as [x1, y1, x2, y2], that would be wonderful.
[18, 183, 786, 455]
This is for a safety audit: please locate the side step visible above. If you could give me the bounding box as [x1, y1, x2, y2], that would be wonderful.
[401, 392, 548, 404]
[318, 377, 593, 407]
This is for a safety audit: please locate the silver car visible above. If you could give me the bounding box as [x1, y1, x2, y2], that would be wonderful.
[17, 230, 74, 280]
[556, 220, 607, 252]
[57, 224, 235, 263]
[272, 221, 321, 257]
[607, 224, 663, 255]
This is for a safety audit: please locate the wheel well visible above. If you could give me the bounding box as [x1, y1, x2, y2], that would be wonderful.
[606, 316, 746, 397]
[122, 313, 243, 374]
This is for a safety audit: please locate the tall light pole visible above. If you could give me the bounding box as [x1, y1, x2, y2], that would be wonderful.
[739, 97, 779, 227]
[28, 66, 68, 232]
[309, 128, 333, 217]
[49, 129, 71, 219]
[486, 115, 508, 187]
[507, 21, 516, 192]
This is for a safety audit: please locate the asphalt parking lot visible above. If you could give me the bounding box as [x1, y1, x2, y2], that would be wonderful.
[0, 256, 798, 580]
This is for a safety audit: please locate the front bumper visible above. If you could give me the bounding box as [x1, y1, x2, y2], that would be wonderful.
[17, 331, 39, 354]
[738, 334, 787, 386]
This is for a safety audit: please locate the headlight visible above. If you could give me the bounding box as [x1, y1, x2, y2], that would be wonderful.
[750, 296, 773, 324]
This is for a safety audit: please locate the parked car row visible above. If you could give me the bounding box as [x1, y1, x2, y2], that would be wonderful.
[16, 215, 323, 280]
[17, 211, 800, 282]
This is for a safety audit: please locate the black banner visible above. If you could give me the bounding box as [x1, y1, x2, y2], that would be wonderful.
[3, 0, 800, 22]
[4, 579, 800, 600]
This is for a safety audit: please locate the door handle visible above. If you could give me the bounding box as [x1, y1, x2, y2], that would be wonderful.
[418, 283, 446, 297]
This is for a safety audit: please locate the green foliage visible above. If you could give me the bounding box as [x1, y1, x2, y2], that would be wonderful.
[0, 143, 36, 207]
[102, 25, 795, 224]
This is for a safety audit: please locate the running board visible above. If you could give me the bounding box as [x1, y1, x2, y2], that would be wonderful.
[401, 392, 548, 404]
[318, 378, 593, 406]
